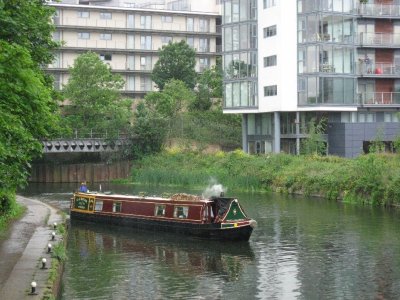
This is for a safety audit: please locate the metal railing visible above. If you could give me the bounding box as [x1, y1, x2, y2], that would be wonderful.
[356, 62, 400, 76]
[358, 92, 400, 105]
[359, 32, 400, 46]
[54, 129, 130, 140]
[359, 3, 400, 17]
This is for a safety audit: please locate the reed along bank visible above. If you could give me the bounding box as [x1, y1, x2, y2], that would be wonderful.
[128, 149, 400, 207]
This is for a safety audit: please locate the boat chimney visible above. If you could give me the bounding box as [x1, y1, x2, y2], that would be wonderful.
[220, 192, 224, 197]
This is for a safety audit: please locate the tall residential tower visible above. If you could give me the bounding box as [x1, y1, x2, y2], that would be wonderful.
[222, 0, 400, 157]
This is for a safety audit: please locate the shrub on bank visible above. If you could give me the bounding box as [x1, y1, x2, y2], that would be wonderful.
[130, 150, 400, 206]
[0, 191, 25, 233]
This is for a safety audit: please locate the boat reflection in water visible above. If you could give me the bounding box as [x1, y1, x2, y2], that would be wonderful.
[68, 220, 255, 281]
[63, 221, 255, 299]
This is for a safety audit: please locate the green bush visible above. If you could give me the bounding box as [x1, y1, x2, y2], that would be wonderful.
[129, 150, 400, 207]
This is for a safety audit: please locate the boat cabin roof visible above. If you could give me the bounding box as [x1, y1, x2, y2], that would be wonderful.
[74, 192, 234, 205]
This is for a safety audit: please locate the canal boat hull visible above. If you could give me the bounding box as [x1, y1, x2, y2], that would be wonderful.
[70, 192, 256, 241]
[70, 210, 254, 241]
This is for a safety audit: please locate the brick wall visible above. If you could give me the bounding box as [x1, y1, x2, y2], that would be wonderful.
[375, 19, 393, 33]
[375, 49, 394, 63]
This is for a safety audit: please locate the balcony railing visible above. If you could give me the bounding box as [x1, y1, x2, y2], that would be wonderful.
[359, 32, 400, 46]
[359, 3, 400, 17]
[357, 62, 400, 76]
[358, 92, 400, 105]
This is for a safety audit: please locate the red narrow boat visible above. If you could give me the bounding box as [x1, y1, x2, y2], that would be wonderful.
[70, 192, 256, 241]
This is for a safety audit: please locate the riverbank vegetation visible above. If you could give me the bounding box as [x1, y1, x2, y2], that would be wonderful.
[130, 149, 400, 207]
[0, 192, 25, 235]
[0, 1, 60, 222]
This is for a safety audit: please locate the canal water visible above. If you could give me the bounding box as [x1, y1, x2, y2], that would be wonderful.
[21, 183, 400, 299]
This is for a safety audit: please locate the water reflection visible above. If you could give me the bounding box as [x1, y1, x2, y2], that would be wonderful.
[20, 183, 400, 299]
[63, 221, 255, 300]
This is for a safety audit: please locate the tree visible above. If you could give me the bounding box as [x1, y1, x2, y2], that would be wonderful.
[300, 118, 327, 155]
[0, 0, 59, 67]
[63, 52, 132, 137]
[0, 0, 61, 206]
[152, 41, 197, 90]
[130, 103, 168, 158]
[0, 42, 60, 195]
[144, 79, 195, 119]
[192, 63, 223, 111]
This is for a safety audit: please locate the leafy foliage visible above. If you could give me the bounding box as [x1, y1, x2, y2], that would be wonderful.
[62, 52, 132, 137]
[0, 0, 59, 67]
[167, 111, 242, 150]
[0, 42, 60, 191]
[130, 103, 168, 158]
[368, 127, 385, 154]
[0, 0, 61, 217]
[151, 41, 197, 90]
[130, 150, 400, 207]
[300, 117, 327, 155]
[192, 63, 223, 111]
[144, 79, 195, 119]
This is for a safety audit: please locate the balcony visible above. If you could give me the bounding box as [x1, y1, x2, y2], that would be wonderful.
[359, 3, 400, 18]
[357, 62, 400, 77]
[359, 32, 400, 47]
[358, 92, 400, 106]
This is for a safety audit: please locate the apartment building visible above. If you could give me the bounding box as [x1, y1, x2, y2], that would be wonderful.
[222, 0, 400, 157]
[47, 0, 222, 98]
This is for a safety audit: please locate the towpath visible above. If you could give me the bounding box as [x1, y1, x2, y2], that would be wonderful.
[0, 196, 63, 299]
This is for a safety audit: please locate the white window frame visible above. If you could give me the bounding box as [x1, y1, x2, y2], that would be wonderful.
[161, 15, 173, 23]
[100, 33, 112, 40]
[100, 12, 112, 19]
[78, 32, 90, 39]
[264, 85, 277, 96]
[77, 11, 89, 18]
[94, 200, 103, 211]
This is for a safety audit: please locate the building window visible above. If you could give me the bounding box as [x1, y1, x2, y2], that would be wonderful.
[77, 11, 89, 18]
[140, 35, 152, 50]
[199, 57, 209, 72]
[186, 36, 194, 48]
[161, 15, 173, 23]
[187, 17, 194, 31]
[199, 18, 209, 32]
[100, 33, 112, 40]
[112, 202, 122, 213]
[100, 12, 112, 19]
[161, 36, 172, 45]
[95, 200, 103, 211]
[140, 56, 152, 70]
[100, 53, 112, 61]
[140, 15, 152, 29]
[155, 205, 166, 217]
[199, 38, 209, 52]
[264, 25, 277, 38]
[140, 76, 152, 91]
[264, 85, 277, 96]
[263, 0, 276, 9]
[78, 32, 90, 39]
[174, 206, 189, 218]
[264, 55, 277, 67]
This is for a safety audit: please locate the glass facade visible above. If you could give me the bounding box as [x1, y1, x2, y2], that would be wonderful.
[223, 0, 258, 108]
[297, 1, 358, 105]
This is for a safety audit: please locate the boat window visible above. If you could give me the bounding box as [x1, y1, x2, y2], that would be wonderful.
[113, 202, 122, 213]
[95, 200, 103, 211]
[173, 206, 189, 219]
[155, 205, 166, 217]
